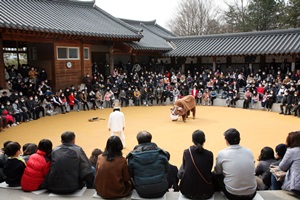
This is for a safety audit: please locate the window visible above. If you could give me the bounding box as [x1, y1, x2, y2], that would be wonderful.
[84, 47, 89, 60]
[57, 47, 79, 60]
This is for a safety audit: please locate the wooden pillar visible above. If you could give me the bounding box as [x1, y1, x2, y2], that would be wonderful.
[212, 56, 216, 72]
[109, 45, 114, 75]
[226, 56, 232, 68]
[80, 42, 85, 77]
[260, 55, 266, 70]
[0, 36, 6, 89]
[171, 57, 175, 67]
[16, 41, 20, 70]
[291, 53, 296, 73]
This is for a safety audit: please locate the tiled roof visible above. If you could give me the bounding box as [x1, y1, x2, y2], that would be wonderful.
[164, 29, 300, 57]
[0, 0, 143, 41]
[120, 19, 174, 52]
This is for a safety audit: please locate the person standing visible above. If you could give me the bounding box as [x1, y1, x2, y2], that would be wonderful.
[108, 103, 126, 147]
[214, 128, 257, 200]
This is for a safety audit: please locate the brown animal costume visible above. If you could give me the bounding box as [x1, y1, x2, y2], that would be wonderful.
[170, 95, 196, 122]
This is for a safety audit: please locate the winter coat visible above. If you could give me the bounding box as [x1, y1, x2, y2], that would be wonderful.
[21, 150, 51, 191]
[279, 147, 300, 193]
[127, 142, 169, 198]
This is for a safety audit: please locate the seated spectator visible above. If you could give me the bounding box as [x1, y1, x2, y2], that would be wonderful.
[255, 147, 276, 190]
[133, 88, 141, 106]
[89, 148, 103, 176]
[104, 90, 112, 108]
[127, 131, 169, 198]
[202, 89, 210, 106]
[21, 143, 38, 163]
[52, 92, 66, 114]
[80, 90, 90, 111]
[251, 90, 259, 109]
[214, 128, 257, 200]
[165, 151, 179, 192]
[94, 136, 132, 198]
[209, 88, 217, 106]
[3, 142, 26, 187]
[279, 130, 300, 197]
[243, 88, 252, 109]
[21, 139, 52, 191]
[291, 91, 300, 117]
[45, 131, 94, 194]
[269, 144, 287, 190]
[0, 141, 11, 183]
[178, 130, 214, 199]
[95, 90, 104, 109]
[279, 90, 292, 115]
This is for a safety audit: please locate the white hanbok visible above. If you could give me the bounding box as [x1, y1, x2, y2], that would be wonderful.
[108, 110, 126, 147]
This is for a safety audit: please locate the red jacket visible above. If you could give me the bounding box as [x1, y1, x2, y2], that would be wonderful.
[21, 150, 51, 191]
[68, 94, 75, 106]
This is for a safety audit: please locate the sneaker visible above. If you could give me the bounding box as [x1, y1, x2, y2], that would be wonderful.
[12, 123, 17, 127]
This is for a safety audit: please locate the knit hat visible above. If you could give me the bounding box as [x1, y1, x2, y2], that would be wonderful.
[275, 143, 287, 158]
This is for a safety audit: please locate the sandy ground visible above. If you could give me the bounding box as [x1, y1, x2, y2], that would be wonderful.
[0, 105, 299, 168]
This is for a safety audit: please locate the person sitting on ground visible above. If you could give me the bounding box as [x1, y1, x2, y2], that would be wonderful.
[21, 143, 38, 163]
[214, 128, 257, 200]
[165, 151, 179, 192]
[0, 141, 12, 183]
[89, 148, 103, 176]
[255, 146, 276, 190]
[127, 130, 169, 198]
[21, 139, 52, 191]
[94, 136, 132, 198]
[45, 131, 94, 194]
[3, 142, 26, 187]
[279, 130, 300, 197]
[268, 143, 287, 190]
[178, 130, 214, 199]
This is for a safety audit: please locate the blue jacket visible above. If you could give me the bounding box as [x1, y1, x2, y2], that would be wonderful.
[127, 142, 169, 198]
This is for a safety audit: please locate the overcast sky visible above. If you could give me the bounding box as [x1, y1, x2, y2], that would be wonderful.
[95, 0, 241, 28]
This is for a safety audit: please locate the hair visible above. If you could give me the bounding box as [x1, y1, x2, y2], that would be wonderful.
[23, 143, 38, 156]
[192, 130, 206, 153]
[89, 148, 103, 167]
[224, 128, 240, 145]
[136, 130, 152, 144]
[4, 142, 21, 157]
[286, 131, 300, 148]
[22, 143, 31, 152]
[3, 140, 12, 148]
[258, 146, 275, 161]
[102, 136, 123, 161]
[61, 131, 75, 143]
[38, 139, 53, 155]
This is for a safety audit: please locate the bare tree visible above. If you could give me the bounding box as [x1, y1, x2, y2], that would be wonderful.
[167, 0, 220, 36]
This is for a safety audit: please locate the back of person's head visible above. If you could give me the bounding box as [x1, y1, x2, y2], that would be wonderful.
[89, 148, 103, 166]
[38, 139, 53, 155]
[3, 140, 12, 149]
[61, 131, 75, 143]
[224, 128, 240, 145]
[103, 136, 123, 161]
[22, 143, 31, 153]
[275, 143, 287, 159]
[136, 130, 152, 144]
[286, 131, 300, 148]
[258, 146, 275, 161]
[4, 142, 21, 157]
[192, 130, 206, 153]
[23, 143, 38, 156]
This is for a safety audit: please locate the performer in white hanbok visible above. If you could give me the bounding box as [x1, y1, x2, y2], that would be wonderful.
[108, 102, 126, 147]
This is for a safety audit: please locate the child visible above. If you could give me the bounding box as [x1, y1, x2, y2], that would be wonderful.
[21, 139, 53, 191]
[3, 142, 26, 187]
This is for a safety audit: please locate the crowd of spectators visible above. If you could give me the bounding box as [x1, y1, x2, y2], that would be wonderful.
[1, 60, 300, 132]
[1, 129, 300, 199]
